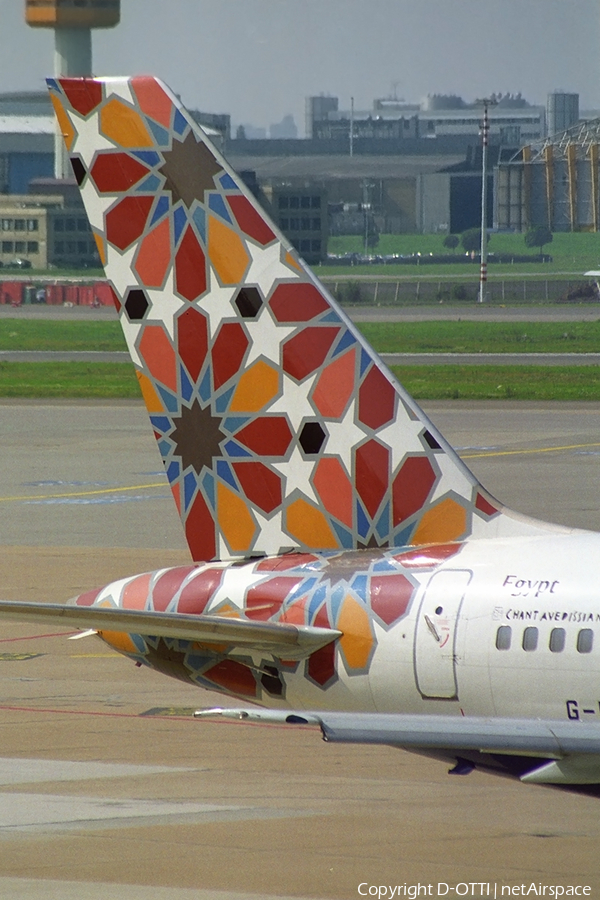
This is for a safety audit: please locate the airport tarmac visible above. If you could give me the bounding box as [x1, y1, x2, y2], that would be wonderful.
[0, 400, 599, 899]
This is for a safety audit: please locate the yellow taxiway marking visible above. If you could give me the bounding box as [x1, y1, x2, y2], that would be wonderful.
[0, 482, 165, 503]
[462, 441, 600, 459]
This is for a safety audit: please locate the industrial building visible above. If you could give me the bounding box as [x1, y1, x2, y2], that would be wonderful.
[496, 118, 600, 232]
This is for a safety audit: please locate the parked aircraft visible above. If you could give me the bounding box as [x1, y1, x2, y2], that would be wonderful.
[1, 76, 600, 789]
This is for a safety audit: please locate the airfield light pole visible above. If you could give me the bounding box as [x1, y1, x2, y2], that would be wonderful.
[477, 98, 495, 304]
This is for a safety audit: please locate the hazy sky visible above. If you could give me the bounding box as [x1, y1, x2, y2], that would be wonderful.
[1, 0, 599, 133]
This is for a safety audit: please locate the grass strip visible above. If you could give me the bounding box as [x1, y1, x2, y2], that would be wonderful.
[3, 319, 600, 355]
[0, 320, 125, 352]
[0, 361, 598, 401]
[391, 365, 600, 401]
[0, 362, 139, 398]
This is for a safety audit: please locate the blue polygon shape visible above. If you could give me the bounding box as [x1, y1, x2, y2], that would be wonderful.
[215, 386, 234, 413]
[223, 440, 251, 458]
[158, 439, 171, 458]
[331, 520, 354, 548]
[373, 558, 396, 573]
[307, 589, 326, 621]
[180, 366, 193, 402]
[216, 460, 237, 490]
[184, 471, 197, 510]
[332, 328, 357, 357]
[329, 585, 345, 620]
[287, 577, 317, 606]
[192, 206, 206, 242]
[173, 109, 187, 135]
[321, 311, 341, 323]
[150, 415, 172, 434]
[220, 173, 238, 190]
[133, 150, 161, 167]
[393, 523, 415, 547]
[351, 574, 368, 602]
[150, 195, 169, 226]
[360, 349, 371, 376]
[199, 368, 211, 402]
[375, 502, 390, 540]
[166, 461, 180, 484]
[173, 205, 187, 245]
[156, 385, 178, 412]
[208, 193, 232, 223]
[223, 416, 250, 434]
[356, 501, 370, 538]
[136, 174, 160, 193]
[202, 471, 215, 508]
[147, 119, 169, 146]
[46, 78, 59, 91]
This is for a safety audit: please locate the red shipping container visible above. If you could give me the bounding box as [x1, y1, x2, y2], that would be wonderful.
[64, 285, 79, 306]
[0, 282, 24, 306]
[45, 284, 64, 305]
[92, 282, 114, 307]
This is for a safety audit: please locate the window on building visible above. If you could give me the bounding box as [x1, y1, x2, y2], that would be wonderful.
[301, 217, 310, 230]
[77, 218, 89, 232]
[88, 241, 97, 254]
[289, 196, 299, 209]
[2, 241, 13, 253]
[27, 219, 38, 232]
[1, 219, 13, 231]
[312, 218, 321, 230]
[278, 196, 289, 209]
[14, 241, 25, 253]
[55, 241, 64, 254]
[311, 196, 321, 208]
[77, 241, 87, 254]
[66, 241, 76, 253]
[26, 242, 38, 254]
[300, 239, 310, 252]
[311, 240, 321, 253]
[301, 196, 310, 208]
[14, 219, 25, 232]
[280, 218, 288, 230]
[65, 219, 76, 232]
[495, 625, 512, 650]
[522, 627, 538, 651]
[289, 218, 299, 230]
[54, 219, 64, 232]
[577, 629, 594, 654]
[549, 628, 566, 653]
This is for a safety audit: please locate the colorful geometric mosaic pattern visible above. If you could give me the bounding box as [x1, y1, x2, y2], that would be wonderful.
[76, 543, 460, 700]
[48, 75, 509, 562]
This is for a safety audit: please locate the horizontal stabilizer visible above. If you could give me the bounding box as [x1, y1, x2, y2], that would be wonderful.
[0, 600, 339, 660]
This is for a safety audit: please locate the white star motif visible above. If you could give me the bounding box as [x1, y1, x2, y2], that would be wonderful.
[323, 404, 367, 473]
[79, 178, 113, 232]
[105, 243, 138, 299]
[378, 417, 426, 473]
[273, 446, 319, 505]
[118, 313, 143, 367]
[103, 79, 135, 106]
[71, 108, 115, 167]
[206, 563, 267, 610]
[268, 370, 318, 429]
[428, 451, 476, 506]
[254, 509, 296, 556]
[146, 269, 185, 340]
[245, 240, 299, 296]
[195, 266, 238, 338]
[242, 305, 296, 369]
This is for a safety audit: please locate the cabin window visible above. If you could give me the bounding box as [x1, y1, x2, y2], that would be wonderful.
[577, 629, 594, 654]
[549, 628, 566, 653]
[522, 626, 538, 651]
[495, 625, 511, 650]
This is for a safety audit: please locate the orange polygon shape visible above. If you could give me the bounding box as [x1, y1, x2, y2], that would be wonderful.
[285, 498, 339, 550]
[208, 216, 250, 285]
[139, 325, 177, 393]
[93, 231, 106, 265]
[97, 631, 139, 655]
[135, 217, 171, 288]
[100, 97, 154, 148]
[217, 482, 256, 552]
[50, 93, 75, 151]
[411, 497, 468, 545]
[337, 594, 374, 670]
[313, 458, 353, 528]
[230, 360, 279, 413]
[131, 76, 173, 128]
[312, 348, 356, 418]
[136, 370, 163, 413]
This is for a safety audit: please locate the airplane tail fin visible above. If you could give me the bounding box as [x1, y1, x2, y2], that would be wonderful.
[47, 75, 554, 561]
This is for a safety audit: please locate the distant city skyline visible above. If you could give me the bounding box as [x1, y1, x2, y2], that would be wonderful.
[1, 0, 599, 135]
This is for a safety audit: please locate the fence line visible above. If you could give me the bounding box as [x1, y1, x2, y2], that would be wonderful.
[324, 279, 596, 305]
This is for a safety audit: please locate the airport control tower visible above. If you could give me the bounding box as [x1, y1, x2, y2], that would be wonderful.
[25, 0, 121, 176]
